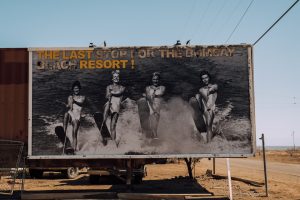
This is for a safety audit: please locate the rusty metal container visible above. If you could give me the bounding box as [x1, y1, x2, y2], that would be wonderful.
[0, 48, 28, 143]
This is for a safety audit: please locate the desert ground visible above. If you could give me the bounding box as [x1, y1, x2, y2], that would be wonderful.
[1, 150, 299, 199]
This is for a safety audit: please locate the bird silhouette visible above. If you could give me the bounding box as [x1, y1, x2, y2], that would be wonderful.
[175, 40, 181, 46]
[186, 40, 190, 45]
[89, 43, 96, 48]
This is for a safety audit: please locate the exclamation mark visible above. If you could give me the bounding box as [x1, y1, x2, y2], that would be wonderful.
[131, 59, 135, 69]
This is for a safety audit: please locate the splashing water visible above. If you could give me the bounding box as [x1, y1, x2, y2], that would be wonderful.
[36, 97, 251, 155]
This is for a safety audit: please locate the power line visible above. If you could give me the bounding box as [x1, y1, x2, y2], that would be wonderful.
[201, 0, 228, 43]
[190, 0, 212, 41]
[225, 0, 254, 43]
[180, 0, 197, 42]
[253, 0, 299, 46]
[215, 0, 243, 40]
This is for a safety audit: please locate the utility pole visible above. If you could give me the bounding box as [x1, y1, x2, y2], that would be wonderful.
[259, 133, 268, 197]
[292, 131, 295, 151]
[292, 97, 296, 151]
[293, 96, 296, 104]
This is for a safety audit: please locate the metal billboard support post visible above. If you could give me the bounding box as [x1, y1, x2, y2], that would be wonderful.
[259, 133, 268, 197]
[213, 158, 216, 174]
[226, 158, 233, 200]
[126, 159, 132, 191]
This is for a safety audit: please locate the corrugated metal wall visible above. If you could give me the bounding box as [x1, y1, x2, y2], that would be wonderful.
[0, 48, 28, 143]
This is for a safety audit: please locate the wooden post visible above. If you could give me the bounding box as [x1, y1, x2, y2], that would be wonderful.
[260, 133, 268, 197]
[226, 158, 233, 200]
[213, 158, 216, 174]
[126, 159, 132, 190]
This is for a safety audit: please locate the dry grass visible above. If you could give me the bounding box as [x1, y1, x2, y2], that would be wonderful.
[252, 149, 300, 164]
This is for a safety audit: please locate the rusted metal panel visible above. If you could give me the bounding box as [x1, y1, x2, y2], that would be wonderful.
[0, 140, 24, 168]
[0, 48, 28, 143]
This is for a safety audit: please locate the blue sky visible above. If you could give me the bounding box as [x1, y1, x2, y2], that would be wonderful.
[0, 0, 299, 146]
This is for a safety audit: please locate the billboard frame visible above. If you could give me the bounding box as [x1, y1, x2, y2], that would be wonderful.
[27, 45, 256, 159]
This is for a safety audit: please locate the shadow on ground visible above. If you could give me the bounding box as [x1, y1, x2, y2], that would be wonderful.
[62, 175, 211, 193]
[1, 175, 229, 199]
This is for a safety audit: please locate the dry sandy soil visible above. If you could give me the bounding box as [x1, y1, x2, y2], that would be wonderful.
[1, 150, 299, 199]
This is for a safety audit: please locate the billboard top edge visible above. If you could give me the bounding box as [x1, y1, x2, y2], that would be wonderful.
[28, 44, 252, 51]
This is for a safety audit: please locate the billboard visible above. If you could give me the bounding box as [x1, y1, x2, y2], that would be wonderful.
[28, 45, 255, 158]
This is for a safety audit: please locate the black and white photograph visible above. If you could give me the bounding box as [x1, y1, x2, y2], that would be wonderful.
[30, 45, 255, 157]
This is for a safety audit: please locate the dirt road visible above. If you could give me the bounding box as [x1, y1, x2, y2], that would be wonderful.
[212, 158, 300, 184]
[196, 158, 300, 199]
[1, 152, 299, 199]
